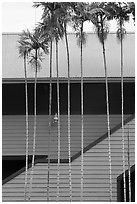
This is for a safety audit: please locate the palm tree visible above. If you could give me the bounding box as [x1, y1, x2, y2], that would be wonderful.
[65, 28, 72, 201]
[89, 2, 114, 201]
[126, 4, 135, 201]
[33, 24, 54, 203]
[117, 11, 127, 203]
[64, 19, 72, 203]
[72, 3, 103, 201]
[34, 3, 64, 201]
[47, 39, 53, 202]
[127, 124, 131, 202]
[71, 3, 88, 201]
[48, 4, 78, 200]
[110, 2, 131, 201]
[19, 29, 49, 201]
[35, 26, 53, 202]
[55, 37, 60, 202]
[35, 3, 78, 200]
[18, 32, 31, 201]
[108, 2, 132, 201]
[57, 3, 74, 201]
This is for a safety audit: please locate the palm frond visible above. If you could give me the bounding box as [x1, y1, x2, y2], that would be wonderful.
[18, 28, 49, 75]
[127, 2, 135, 21]
[109, 2, 131, 22]
[116, 27, 126, 41]
[18, 30, 33, 57]
[28, 50, 44, 72]
[76, 31, 87, 46]
[95, 20, 109, 44]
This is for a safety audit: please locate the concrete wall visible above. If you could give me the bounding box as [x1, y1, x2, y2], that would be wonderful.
[2, 33, 135, 79]
[2, 118, 135, 202]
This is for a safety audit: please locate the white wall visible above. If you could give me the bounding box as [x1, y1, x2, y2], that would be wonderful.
[2, 118, 135, 202]
[2, 33, 135, 79]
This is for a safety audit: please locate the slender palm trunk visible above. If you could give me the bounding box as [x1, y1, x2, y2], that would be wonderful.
[47, 40, 53, 202]
[103, 41, 112, 202]
[80, 23, 84, 202]
[56, 39, 61, 202]
[64, 26, 72, 202]
[101, 19, 112, 202]
[24, 53, 29, 201]
[127, 124, 131, 202]
[28, 49, 38, 201]
[120, 20, 126, 202]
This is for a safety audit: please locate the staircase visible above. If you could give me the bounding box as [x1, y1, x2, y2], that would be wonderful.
[2, 116, 135, 202]
[3, 114, 131, 160]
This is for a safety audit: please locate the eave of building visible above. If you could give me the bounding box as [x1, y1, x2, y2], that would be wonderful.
[2, 77, 135, 84]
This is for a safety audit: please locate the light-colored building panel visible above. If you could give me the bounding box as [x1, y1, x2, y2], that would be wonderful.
[2, 33, 135, 79]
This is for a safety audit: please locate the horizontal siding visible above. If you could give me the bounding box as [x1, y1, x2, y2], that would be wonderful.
[3, 114, 130, 159]
[2, 118, 135, 202]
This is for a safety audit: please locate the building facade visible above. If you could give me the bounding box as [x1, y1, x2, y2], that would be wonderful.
[2, 33, 135, 201]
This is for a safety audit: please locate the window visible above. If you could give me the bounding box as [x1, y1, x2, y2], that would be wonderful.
[117, 165, 135, 202]
[2, 82, 135, 115]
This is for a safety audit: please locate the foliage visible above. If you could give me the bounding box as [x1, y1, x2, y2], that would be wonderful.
[116, 27, 127, 41]
[28, 50, 44, 71]
[18, 29, 49, 71]
[88, 2, 111, 44]
[107, 2, 131, 41]
[33, 2, 135, 46]
[128, 2, 135, 22]
[34, 2, 65, 42]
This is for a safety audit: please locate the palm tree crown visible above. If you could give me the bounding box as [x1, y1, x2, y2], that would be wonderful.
[34, 2, 65, 42]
